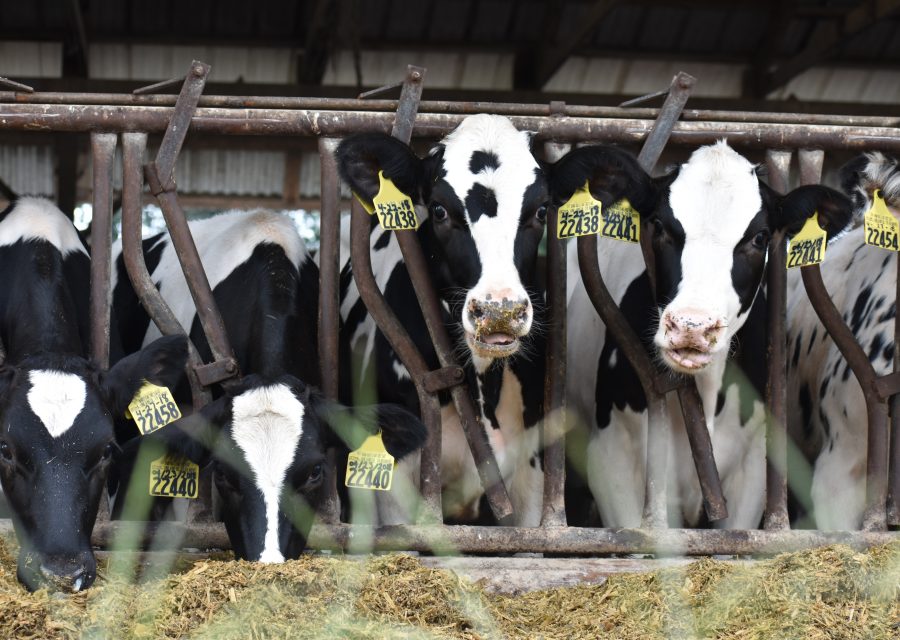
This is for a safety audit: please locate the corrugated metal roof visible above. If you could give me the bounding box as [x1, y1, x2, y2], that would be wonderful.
[0, 42, 63, 77]
[0, 145, 55, 197]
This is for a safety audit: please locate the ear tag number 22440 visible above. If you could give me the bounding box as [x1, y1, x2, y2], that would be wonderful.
[357, 171, 419, 231]
[557, 181, 640, 243]
[864, 190, 900, 252]
[149, 456, 199, 499]
[126, 381, 181, 435]
[345, 433, 394, 491]
[786, 213, 827, 269]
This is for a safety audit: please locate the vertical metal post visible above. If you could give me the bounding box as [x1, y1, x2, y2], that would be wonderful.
[890, 253, 900, 525]
[317, 137, 343, 524]
[89, 132, 117, 369]
[764, 149, 792, 530]
[542, 141, 570, 527]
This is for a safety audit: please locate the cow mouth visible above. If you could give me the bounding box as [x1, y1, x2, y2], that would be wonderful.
[466, 331, 520, 358]
[662, 347, 713, 372]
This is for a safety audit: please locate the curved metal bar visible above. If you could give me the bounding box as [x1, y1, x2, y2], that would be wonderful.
[763, 149, 793, 531]
[120, 133, 211, 408]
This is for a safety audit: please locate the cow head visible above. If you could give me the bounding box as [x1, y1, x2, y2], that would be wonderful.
[146, 374, 426, 563]
[550, 141, 853, 375]
[336, 114, 549, 366]
[0, 335, 187, 592]
[841, 151, 900, 218]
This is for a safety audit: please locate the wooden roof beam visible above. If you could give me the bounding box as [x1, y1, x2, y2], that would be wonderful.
[756, 0, 900, 97]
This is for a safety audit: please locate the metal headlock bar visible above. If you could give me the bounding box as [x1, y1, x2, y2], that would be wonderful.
[1, 63, 898, 554]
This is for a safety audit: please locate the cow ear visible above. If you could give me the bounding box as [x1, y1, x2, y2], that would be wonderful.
[772, 184, 854, 240]
[99, 335, 189, 417]
[336, 133, 423, 207]
[314, 398, 427, 461]
[547, 146, 657, 215]
[372, 404, 428, 460]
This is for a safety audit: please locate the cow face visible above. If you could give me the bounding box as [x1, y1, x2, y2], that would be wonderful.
[550, 141, 853, 375]
[336, 114, 549, 364]
[841, 151, 900, 219]
[0, 335, 187, 592]
[150, 374, 426, 562]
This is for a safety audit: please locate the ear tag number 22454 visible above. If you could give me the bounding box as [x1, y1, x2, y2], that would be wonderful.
[557, 181, 640, 243]
[786, 213, 827, 269]
[149, 456, 199, 499]
[864, 190, 900, 252]
[345, 433, 394, 491]
[358, 171, 419, 231]
[126, 382, 181, 435]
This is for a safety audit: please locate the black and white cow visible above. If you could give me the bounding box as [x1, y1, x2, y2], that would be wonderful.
[558, 141, 854, 528]
[0, 197, 187, 592]
[337, 114, 548, 525]
[112, 209, 426, 560]
[787, 152, 900, 530]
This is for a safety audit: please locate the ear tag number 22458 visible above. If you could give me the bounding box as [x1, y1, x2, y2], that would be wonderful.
[786, 213, 827, 269]
[358, 171, 419, 231]
[345, 433, 394, 491]
[864, 190, 900, 252]
[557, 181, 640, 243]
[126, 382, 182, 435]
[149, 456, 199, 499]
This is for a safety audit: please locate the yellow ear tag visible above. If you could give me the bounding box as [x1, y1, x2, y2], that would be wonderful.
[864, 190, 900, 252]
[149, 455, 199, 499]
[126, 382, 182, 435]
[345, 432, 394, 491]
[557, 180, 601, 239]
[352, 191, 375, 215]
[372, 171, 418, 231]
[601, 198, 640, 243]
[786, 213, 827, 269]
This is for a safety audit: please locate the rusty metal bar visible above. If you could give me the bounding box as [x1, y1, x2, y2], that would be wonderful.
[636, 72, 696, 171]
[542, 142, 570, 528]
[891, 252, 900, 526]
[6, 104, 900, 150]
[153, 60, 210, 187]
[763, 149, 792, 530]
[0, 77, 34, 93]
[317, 137, 343, 525]
[89, 132, 117, 369]
[120, 132, 212, 408]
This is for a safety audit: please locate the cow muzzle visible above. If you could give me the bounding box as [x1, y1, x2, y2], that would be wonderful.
[465, 296, 531, 358]
[19, 551, 96, 593]
[657, 308, 727, 373]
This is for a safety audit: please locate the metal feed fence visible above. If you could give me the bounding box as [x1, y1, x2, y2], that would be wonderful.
[0, 62, 897, 557]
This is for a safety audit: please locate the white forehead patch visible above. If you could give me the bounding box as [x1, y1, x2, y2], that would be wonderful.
[0, 197, 88, 256]
[27, 371, 87, 438]
[669, 141, 762, 246]
[230, 384, 305, 564]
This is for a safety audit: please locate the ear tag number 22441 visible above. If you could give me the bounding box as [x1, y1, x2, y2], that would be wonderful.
[345, 433, 394, 491]
[149, 456, 199, 499]
[126, 381, 182, 435]
[358, 171, 419, 231]
[864, 190, 900, 252]
[557, 181, 640, 243]
[786, 213, 827, 269]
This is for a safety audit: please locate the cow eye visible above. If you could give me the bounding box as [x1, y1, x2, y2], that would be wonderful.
[535, 205, 548, 224]
[751, 230, 770, 250]
[101, 443, 114, 462]
[308, 463, 324, 485]
[430, 204, 449, 222]
[0, 441, 12, 463]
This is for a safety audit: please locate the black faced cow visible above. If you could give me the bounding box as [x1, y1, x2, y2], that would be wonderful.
[0, 197, 187, 592]
[337, 114, 549, 525]
[557, 141, 853, 528]
[787, 151, 900, 530]
[111, 209, 426, 560]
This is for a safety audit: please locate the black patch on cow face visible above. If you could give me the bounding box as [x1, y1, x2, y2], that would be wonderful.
[514, 168, 550, 289]
[730, 206, 770, 315]
[647, 193, 686, 309]
[465, 183, 498, 223]
[469, 150, 499, 174]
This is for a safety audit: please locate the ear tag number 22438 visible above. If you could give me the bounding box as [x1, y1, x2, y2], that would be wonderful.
[126, 381, 182, 435]
[864, 190, 900, 252]
[345, 433, 394, 491]
[358, 171, 419, 231]
[786, 213, 827, 269]
[149, 456, 199, 499]
[557, 181, 640, 243]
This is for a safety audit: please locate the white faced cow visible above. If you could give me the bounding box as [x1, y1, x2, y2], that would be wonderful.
[0, 197, 187, 592]
[787, 152, 900, 530]
[558, 141, 853, 528]
[111, 209, 426, 560]
[337, 114, 549, 525]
